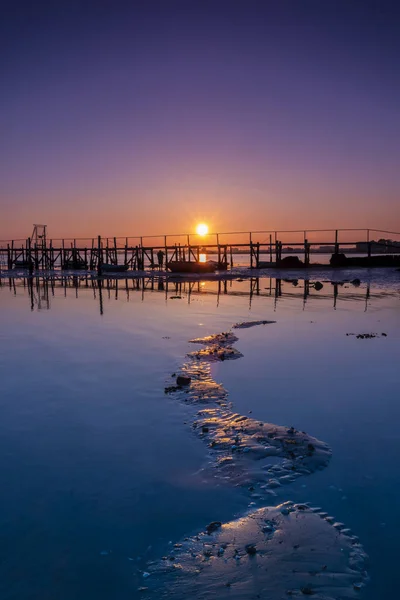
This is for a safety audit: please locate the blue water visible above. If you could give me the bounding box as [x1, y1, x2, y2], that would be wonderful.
[0, 274, 399, 599]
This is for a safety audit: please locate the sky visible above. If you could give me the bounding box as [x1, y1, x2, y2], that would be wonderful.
[1, 0, 399, 240]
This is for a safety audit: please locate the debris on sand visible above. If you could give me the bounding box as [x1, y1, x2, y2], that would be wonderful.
[346, 332, 387, 339]
[146, 504, 368, 599]
[176, 375, 191, 386]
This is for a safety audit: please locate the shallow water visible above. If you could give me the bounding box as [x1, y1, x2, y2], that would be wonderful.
[0, 273, 399, 599]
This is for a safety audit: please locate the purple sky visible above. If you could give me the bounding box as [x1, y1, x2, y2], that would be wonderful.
[1, 0, 399, 239]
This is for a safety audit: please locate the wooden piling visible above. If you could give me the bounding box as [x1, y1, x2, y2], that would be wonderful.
[304, 239, 310, 266]
[97, 235, 102, 276]
[334, 230, 339, 254]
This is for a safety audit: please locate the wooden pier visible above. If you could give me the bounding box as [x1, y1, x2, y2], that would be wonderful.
[1, 228, 399, 273]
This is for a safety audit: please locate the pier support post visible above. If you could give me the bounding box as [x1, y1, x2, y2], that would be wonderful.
[27, 238, 32, 273]
[334, 229, 339, 254]
[304, 239, 310, 266]
[97, 235, 102, 276]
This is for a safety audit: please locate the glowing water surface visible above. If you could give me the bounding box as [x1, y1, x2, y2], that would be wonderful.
[0, 273, 399, 599]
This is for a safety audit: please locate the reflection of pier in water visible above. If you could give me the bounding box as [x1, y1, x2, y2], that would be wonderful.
[0, 275, 378, 314]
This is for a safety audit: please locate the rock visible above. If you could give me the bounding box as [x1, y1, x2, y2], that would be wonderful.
[267, 479, 281, 489]
[206, 521, 222, 535]
[245, 544, 257, 555]
[164, 385, 179, 394]
[278, 256, 304, 268]
[300, 586, 315, 595]
[330, 253, 347, 267]
[176, 375, 191, 386]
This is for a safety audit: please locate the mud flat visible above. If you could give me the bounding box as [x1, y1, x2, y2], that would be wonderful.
[169, 329, 331, 490]
[194, 408, 331, 488]
[146, 502, 368, 599]
[187, 345, 243, 362]
[157, 323, 368, 599]
[233, 320, 276, 329]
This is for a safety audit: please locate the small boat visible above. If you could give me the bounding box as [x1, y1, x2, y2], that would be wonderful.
[62, 260, 87, 270]
[101, 263, 129, 273]
[256, 261, 275, 268]
[167, 260, 227, 274]
[13, 260, 32, 269]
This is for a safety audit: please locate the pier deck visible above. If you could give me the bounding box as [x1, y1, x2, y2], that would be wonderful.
[1, 228, 399, 273]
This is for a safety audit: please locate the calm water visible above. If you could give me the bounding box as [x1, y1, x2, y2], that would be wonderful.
[0, 272, 399, 599]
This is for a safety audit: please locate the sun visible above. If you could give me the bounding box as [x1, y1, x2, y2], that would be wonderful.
[196, 223, 209, 236]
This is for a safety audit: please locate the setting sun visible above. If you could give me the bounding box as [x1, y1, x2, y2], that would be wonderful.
[196, 223, 209, 236]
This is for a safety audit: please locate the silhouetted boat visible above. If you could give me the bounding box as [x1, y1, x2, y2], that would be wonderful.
[62, 260, 87, 270]
[13, 260, 32, 269]
[101, 263, 129, 273]
[167, 260, 227, 274]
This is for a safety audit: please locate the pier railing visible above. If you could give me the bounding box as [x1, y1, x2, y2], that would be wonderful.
[0, 228, 399, 272]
